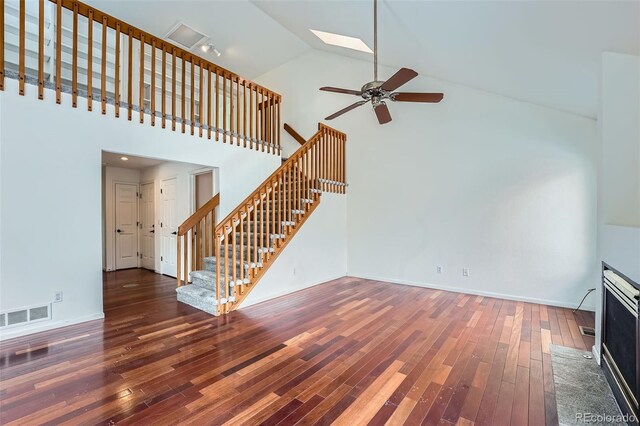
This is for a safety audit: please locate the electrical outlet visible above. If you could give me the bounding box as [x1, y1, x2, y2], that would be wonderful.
[462, 268, 470, 277]
[436, 266, 443, 274]
[54, 291, 63, 303]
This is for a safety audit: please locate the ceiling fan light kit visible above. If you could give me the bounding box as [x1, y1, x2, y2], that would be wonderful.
[320, 0, 444, 125]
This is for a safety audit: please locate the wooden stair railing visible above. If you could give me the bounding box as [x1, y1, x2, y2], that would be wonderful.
[284, 123, 307, 145]
[0, 0, 281, 153]
[176, 193, 220, 287]
[176, 123, 347, 315]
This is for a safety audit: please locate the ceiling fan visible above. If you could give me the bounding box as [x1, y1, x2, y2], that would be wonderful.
[320, 0, 443, 125]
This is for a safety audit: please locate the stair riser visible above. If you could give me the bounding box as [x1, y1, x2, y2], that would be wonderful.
[269, 194, 314, 202]
[240, 222, 284, 233]
[225, 238, 272, 249]
[248, 211, 304, 220]
[241, 225, 284, 235]
[214, 254, 263, 266]
[262, 201, 313, 209]
[204, 264, 245, 276]
[192, 275, 216, 291]
[192, 275, 242, 290]
[203, 259, 250, 275]
[177, 291, 218, 316]
[213, 247, 270, 262]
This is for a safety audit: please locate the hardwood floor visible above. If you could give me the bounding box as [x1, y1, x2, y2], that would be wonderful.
[0, 269, 595, 425]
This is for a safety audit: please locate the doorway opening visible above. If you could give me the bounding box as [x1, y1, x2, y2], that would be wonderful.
[194, 169, 214, 211]
[101, 152, 218, 282]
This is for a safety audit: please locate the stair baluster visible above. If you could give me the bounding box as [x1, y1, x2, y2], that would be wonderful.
[175, 124, 347, 315]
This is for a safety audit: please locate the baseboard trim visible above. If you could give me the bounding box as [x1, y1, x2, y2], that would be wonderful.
[347, 273, 596, 311]
[0, 312, 105, 341]
[239, 274, 347, 309]
[592, 344, 601, 364]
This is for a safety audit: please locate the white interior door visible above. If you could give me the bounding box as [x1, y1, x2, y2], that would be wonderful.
[115, 183, 139, 270]
[160, 178, 178, 277]
[140, 183, 155, 270]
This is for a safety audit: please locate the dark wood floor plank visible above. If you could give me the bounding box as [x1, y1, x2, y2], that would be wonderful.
[0, 269, 595, 425]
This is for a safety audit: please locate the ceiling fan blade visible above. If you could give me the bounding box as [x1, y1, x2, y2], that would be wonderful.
[380, 68, 418, 91]
[320, 86, 362, 96]
[325, 100, 367, 120]
[374, 102, 392, 125]
[392, 92, 444, 103]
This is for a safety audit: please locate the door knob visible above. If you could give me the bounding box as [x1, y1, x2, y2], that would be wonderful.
[116, 229, 122, 233]
[150, 230, 155, 233]
[171, 231, 177, 235]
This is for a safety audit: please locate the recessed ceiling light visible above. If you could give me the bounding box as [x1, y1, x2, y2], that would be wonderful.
[310, 29, 373, 54]
[120, 156, 128, 161]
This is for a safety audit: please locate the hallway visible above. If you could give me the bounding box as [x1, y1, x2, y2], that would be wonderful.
[103, 269, 178, 311]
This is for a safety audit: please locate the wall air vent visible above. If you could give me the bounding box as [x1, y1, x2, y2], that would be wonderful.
[0, 304, 51, 328]
[579, 325, 595, 337]
[165, 22, 209, 51]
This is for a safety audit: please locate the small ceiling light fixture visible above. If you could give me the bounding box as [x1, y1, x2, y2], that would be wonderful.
[120, 156, 129, 161]
[310, 29, 373, 54]
[200, 43, 222, 57]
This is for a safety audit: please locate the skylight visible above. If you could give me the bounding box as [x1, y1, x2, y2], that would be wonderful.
[310, 29, 373, 54]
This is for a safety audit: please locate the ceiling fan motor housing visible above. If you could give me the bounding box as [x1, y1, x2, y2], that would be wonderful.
[361, 81, 388, 102]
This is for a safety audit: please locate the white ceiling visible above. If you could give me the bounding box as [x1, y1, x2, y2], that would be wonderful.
[102, 151, 165, 169]
[85, 0, 640, 118]
[82, 0, 310, 80]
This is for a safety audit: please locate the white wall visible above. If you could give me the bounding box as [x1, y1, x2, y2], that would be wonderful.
[598, 53, 640, 229]
[594, 52, 640, 357]
[258, 50, 599, 309]
[103, 166, 141, 271]
[242, 193, 348, 308]
[0, 78, 279, 339]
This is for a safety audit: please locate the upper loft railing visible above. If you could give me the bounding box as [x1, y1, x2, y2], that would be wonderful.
[0, 0, 282, 153]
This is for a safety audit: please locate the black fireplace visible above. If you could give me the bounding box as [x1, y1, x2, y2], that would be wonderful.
[601, 263, 639, 425]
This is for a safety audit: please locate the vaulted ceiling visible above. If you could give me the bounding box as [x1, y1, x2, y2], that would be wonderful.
[84, 0, 640, 119]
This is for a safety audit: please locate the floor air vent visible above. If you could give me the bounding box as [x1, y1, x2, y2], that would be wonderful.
[579, 325, 596, 337]
[0, 304, 51, 328]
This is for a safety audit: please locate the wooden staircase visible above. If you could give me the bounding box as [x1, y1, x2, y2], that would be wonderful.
[176, 123, 347, 315]
[0, 0, 348, 316]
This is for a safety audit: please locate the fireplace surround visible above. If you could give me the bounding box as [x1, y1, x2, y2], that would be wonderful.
[601, 263, 640, 425]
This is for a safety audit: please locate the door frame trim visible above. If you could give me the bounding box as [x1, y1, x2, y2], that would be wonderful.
[139, 181, 155, 272]
[189, 167, 215, 215]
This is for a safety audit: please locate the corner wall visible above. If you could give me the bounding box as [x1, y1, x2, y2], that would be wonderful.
[594, 52, 640, 357]
[258, 50, 599, 310]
